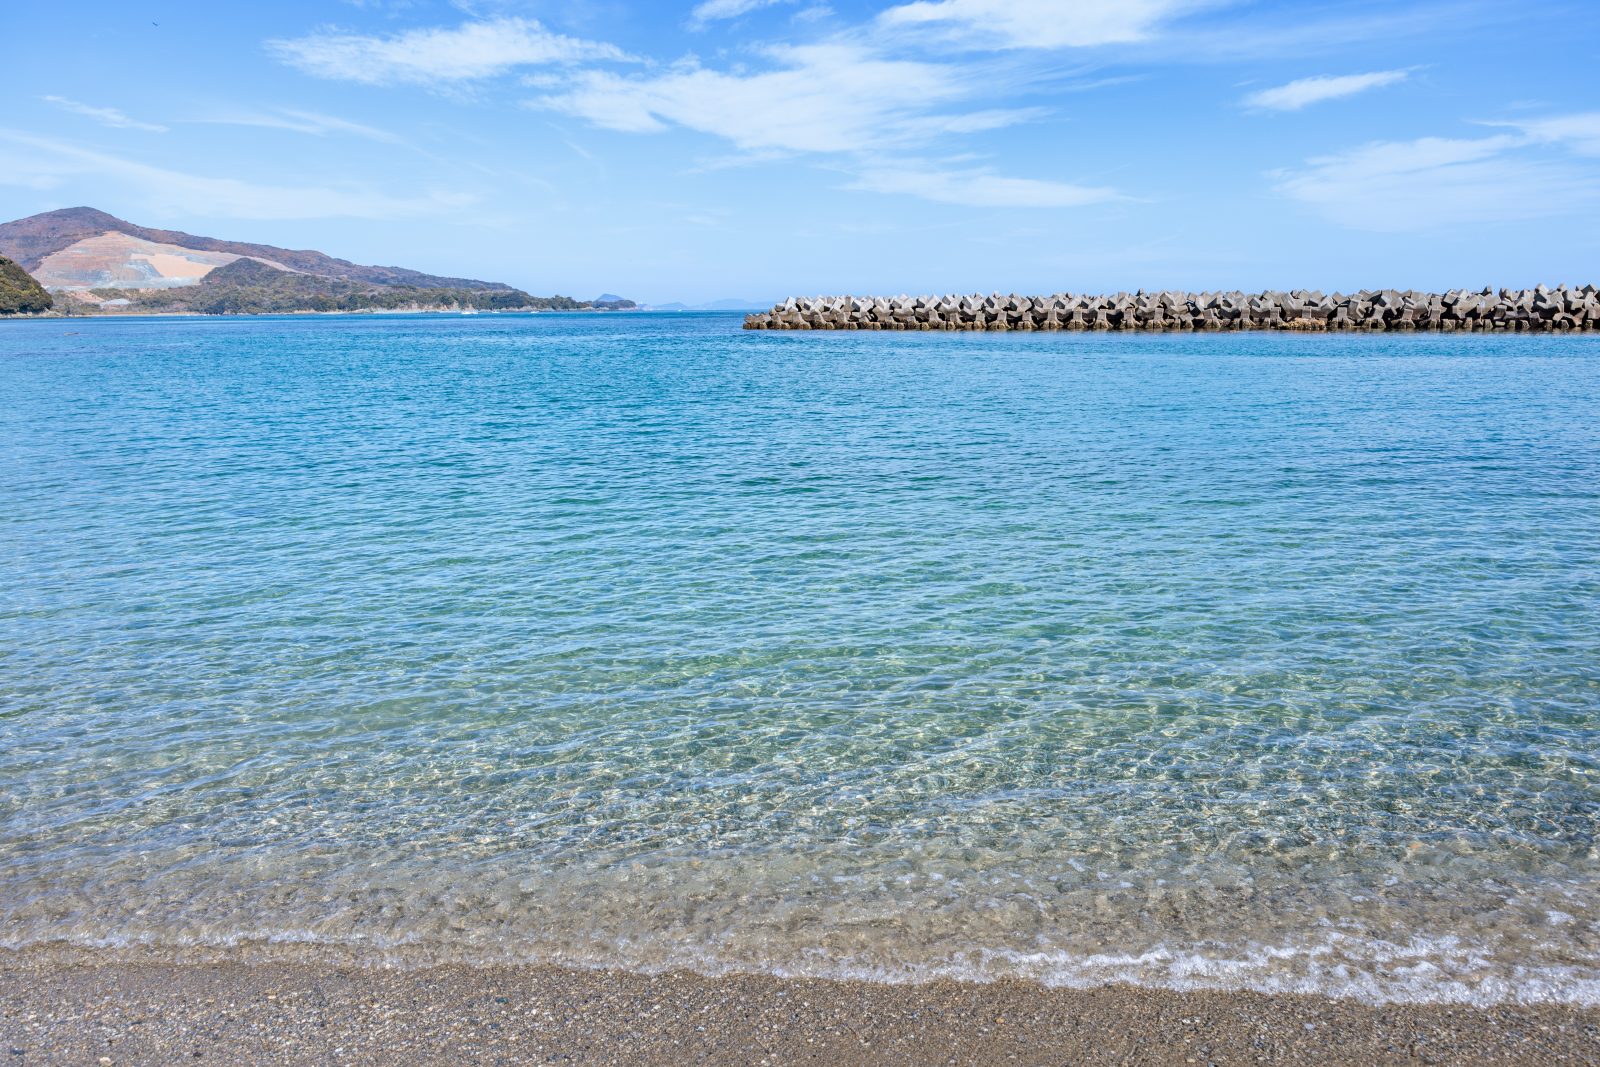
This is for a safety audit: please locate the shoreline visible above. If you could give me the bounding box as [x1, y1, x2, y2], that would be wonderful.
[0, 307, 649, 321]
[0, 307, 710, 321]
[2, 955, 1596, 1066]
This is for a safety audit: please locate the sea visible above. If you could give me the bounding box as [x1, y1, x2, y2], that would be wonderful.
[2, 312, 1597, 1006]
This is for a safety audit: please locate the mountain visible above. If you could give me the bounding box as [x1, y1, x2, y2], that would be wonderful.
[90, 257, 590, 316]
[0, 206, 634, 315]
[0, 256, 53, 314]
[0, 207, 514, 292]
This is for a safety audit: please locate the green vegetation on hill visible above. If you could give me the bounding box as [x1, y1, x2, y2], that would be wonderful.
[0, 256, 53, 314]
[75, 258, 587, 315]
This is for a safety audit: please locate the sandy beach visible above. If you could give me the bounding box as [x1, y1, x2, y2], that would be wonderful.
[1, 955, 1596, 1066]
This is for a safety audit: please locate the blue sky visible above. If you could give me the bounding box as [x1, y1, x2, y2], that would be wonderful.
[4, 1, 1599, 303]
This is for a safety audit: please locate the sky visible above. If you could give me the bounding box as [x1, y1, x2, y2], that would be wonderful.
[4, 0, 1599, 304]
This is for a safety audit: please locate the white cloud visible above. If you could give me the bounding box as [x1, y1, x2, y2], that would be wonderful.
[689, 0, 792, 24]
[1243, 70, 1408, 111]
[1272, 125, 1600, 231]
[1497, 112, 1600, 157]
[0, 167, 64, 191]
[850, 163, 1122, 207]
[895, 107, 1051, 137]
[528, 41, 1120, 208]
[41, 96, 167, 133]
[530, 44, 985, 153]
[195, 108, 404, 144]
[877, 0, 1195, 49]
[0, 130, 466, 220]
[265, 12, 1125, 210]
[268, 17, 626, 86]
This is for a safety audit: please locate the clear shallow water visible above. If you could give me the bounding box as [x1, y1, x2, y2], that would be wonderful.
[2, 313, 1598, 1005]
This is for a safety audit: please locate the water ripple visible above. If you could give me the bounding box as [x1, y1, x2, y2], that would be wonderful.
[1, 315, 1598, 1004]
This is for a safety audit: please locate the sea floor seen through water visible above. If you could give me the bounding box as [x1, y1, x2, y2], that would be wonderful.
[1, 313, 1597, 1005]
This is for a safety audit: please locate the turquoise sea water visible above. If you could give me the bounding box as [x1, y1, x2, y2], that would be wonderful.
[2, 313, 1598, 1005]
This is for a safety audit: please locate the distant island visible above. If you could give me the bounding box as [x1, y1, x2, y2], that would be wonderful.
[0, 207, 635, 316]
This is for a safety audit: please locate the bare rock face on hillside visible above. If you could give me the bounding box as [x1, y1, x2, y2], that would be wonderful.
[0, 256, 53, 314]
[29, 231, 300, 291]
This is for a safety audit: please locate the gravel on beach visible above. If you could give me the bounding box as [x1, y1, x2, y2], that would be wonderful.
[2, 957, 1597, 1066]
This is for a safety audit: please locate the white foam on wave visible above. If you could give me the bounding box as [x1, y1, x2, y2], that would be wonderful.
[7, 926, 1598, 1009]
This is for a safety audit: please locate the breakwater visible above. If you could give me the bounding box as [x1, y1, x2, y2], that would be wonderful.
[744, 287, 1600, 332]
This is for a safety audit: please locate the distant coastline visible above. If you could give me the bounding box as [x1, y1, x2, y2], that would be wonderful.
[13, 304, 643, 320]
[0, 305, 729, 321]
[0, 206, 637, 319]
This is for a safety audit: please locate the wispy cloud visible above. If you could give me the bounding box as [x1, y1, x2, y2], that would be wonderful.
[1271, 117, 1600, 231]
[689, 0, 793, 25]
[1495, 112, 1600, 156]
[1123, 3, 1490, 65]
[0, 130, 467, 219]
[193, 108, 405, 144]
[529, 44, 990, 153]
[877, 0, 1198, 50]
[1243, 70, 1408, 111]
[894, 107, 1051, 138]
[850, 162, 1123, 207]
[0, 166, 64, 191]
[268, 17, 627, 86]
[41, 96, 167, 133]
[528, 42, 1116, 208]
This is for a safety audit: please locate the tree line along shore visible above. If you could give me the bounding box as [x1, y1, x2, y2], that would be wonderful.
[745, 287, 1600, 332]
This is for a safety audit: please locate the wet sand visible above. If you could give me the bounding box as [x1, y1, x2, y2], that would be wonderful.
[1, 956, 1596, 1066]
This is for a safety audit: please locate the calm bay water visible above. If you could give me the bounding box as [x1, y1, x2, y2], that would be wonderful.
[2, 313, 1598, 1005]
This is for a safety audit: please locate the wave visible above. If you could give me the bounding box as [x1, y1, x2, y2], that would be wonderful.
[8, 925, 1598, 1009]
